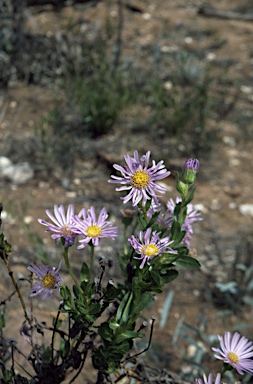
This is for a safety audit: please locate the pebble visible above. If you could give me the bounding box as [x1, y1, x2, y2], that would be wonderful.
[239, 204, 253, 217]
[0, 156, 34, 184]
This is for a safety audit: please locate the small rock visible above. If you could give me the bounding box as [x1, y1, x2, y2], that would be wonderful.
[194, 203, 207, 213]
[11, 162, 34, 184]
[239, 204, 253, 217]
[0, 157, 34, 184]
[0, 156, 14, 176]
[24, 216, 33, 225]
[223, 136, 236, 146]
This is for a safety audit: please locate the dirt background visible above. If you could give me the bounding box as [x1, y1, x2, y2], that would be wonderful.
[0, 0, 253, 383]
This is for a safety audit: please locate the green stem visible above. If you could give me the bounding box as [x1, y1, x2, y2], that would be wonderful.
[89, 245, 95, 282]
[63, 247, 83, 295]
[123, 224, 129, 256]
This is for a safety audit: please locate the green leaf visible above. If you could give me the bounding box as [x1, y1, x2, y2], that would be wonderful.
[98, 322, 114, 341]
[150, 270, 162, 287]
[135, 292, 153, 313]
[184, 185, 196, 205]
[173, 256, 201, 269]
[170, 220, 181, 239]
[60, 338, 70, 358]
[60, 284, 72, 302]
[74, 298, 87, 314]
[80, 262, 89, 282]
[137, 213, 147, 231]
[73, 284, 81, 299]
[115, 330, 144, 344]
[160, 269, 178, 284]
[88, 302, 101, 315]
[116, 291, 133, 326]
[109, 317, 120, 330]
[147, 211, 160, 228]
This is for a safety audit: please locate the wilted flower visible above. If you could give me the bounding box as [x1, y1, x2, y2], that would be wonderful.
[109, 150, 171, 207]
[212, 331, 253, 375]
[195, 373, 221, 384]
[166, 197, 202, 247]
[38, 204, 79, 247]
[28, 261, 63, 300]
[72, 206, 118, 249]
[128, 227, 177, 269]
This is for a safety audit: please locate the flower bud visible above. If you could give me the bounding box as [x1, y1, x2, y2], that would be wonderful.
[176, 180, 188, 199]
[182, 158, 199, 185]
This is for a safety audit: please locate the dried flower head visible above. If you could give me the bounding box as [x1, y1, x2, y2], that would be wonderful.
[109, 150, 171, 207]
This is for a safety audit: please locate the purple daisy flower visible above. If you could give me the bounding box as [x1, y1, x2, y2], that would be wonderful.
[38, 204, 80, 247]
[195, 373, 221, 384]
[72, 206, 118, 249]
[28, 261, 63, 300]
[166, 197, 202, 248]
[128, 227, 177, 269]
[212, 332, 253, 375]
[108, 150, 171, 207]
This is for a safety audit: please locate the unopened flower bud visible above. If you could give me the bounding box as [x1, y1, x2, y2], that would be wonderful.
[182, 158, 199, 185]
[176, 180, 188, 199]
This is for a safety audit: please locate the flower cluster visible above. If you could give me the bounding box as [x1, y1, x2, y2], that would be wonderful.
[38, 205, 117, 250]
[36, 151, 201, 291]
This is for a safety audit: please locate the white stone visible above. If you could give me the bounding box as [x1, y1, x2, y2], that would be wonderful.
[143, 13, 151, 20]
[24, 216, 33, 224]
[194, 203, 207, 213]
[0, 156, 13, 175]
[11, 162, 34, 184]
[206, 52, 216, 61]
[239, 204, 253, 217]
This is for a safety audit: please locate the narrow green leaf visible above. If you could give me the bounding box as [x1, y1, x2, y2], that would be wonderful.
[116, 291, 133, 326]
[135, 292, 153, 313]
[115, 330, 144, 344]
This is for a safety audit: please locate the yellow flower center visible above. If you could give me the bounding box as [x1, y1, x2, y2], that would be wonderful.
[86, 225, 102, 238]
[142, 244, 159, 257]
[131, 170, 150, 189]
[42, 273, 57, 289]
[61, 225, 74, 236]
[228, 352, 239, 364]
